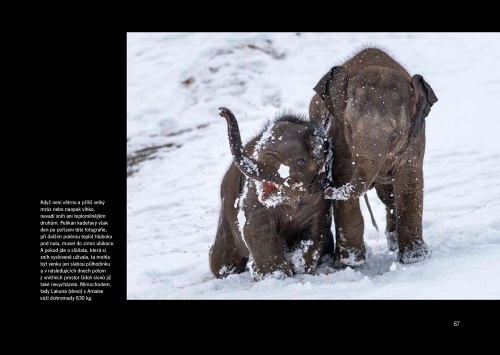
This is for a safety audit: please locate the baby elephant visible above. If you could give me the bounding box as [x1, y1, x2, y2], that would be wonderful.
[209, 107, 333, 280]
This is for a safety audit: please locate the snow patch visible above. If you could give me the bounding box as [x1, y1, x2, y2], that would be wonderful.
[252, 125, 274, 159]
[337, 228, 366, 266]
[286, 239, 314, 274]
[399, 243, 432, 264]
[249, 260, 290, 281]
[325, 183, 354, 200]
[310, 126, 327, 161]
[240, 156, 258, 176]
[255, 180, 287, 207]
[237, 180, 250, 249]
[292, 181, 306, 192]
[278, 164, 290, 179]
[339, 250, 366, 267]
[219, 265, 236, 276]
[326, 139, 334, 183]
[237, 210, 246, 236]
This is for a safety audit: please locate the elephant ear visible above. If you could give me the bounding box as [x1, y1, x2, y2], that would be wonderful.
[313, 66, 349, 119]
[410, 74, 438, 137]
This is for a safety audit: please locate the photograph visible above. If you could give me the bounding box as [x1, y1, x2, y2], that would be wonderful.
[126, 32, 500, 300]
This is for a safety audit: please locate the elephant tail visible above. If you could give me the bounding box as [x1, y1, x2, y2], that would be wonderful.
[364, 194, 379, 232]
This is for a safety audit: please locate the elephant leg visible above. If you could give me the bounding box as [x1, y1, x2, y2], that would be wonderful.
[333, 199, 366, 266]
[303, 203, 334, 272]
[375, 184, 398, 251]
[244, 209, 293, 280]
[209, 215, 249, 278]
[325, 228, 334, 256]
[291, 227, 332, 274]
[393, 167, 431, 264]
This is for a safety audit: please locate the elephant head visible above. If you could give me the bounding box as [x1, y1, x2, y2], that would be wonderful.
[219, 107, 329, 205]
[313, 65, 438, 200]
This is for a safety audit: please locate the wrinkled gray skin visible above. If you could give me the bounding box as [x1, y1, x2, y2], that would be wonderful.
[309, 48, 438, 265]
[209, 107, 333, 279]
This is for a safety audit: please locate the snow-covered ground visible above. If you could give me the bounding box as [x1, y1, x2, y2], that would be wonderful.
[127, 32, 500, 299]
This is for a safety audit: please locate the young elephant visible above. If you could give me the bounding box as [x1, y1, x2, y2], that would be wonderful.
[309, 47, 438, 265]
[209, 107, 333, 279]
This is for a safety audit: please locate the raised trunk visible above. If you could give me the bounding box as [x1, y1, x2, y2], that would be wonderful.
[219, 107, 282, 185]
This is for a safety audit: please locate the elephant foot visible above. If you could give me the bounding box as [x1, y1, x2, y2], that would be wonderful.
[216, 265, 237, 278]
[337, 246, 366, 267]
[386, 231, 398, 251]
[285, 240, 321, 274]
[399, 242, 432, 264]
[249, 260, 293, 281]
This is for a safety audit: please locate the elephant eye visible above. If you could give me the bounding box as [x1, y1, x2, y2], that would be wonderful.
[295, 158, 306, 169]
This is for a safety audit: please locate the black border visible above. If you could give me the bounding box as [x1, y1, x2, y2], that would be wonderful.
[34, 32, 496, 332]
[36, 31, 126, 303]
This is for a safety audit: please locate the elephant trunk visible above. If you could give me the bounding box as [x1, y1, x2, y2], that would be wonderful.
[219, 107, 283, 185]
[325, 152, 380, 200]
[348, 170, 375, 198]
